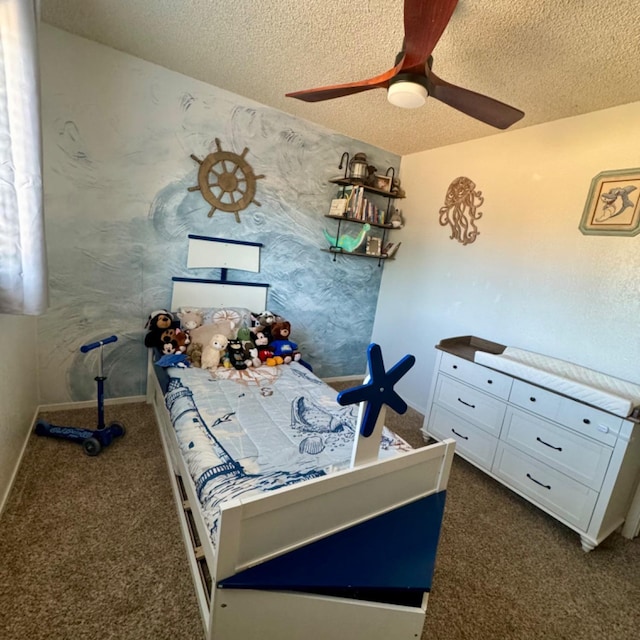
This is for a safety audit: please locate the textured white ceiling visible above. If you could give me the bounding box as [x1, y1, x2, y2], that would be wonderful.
[41, 0, 640, 156]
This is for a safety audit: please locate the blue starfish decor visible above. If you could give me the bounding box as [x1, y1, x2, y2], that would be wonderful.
[337, 344, 415, 438]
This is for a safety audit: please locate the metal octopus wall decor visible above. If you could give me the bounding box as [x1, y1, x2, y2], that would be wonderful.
[188, 138, 264, 223]
[438, 176, 484, 245]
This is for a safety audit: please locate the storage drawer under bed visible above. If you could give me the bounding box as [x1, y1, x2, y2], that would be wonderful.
[175, 473, 213, 605]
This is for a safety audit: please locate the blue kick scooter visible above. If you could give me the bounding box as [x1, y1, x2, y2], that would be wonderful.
[35, 335, 126, 456]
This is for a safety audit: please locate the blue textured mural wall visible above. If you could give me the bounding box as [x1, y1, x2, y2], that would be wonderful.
[37, 26, 400, 403]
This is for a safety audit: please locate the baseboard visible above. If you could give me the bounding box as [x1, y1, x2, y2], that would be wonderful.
[1, 395, 146, 515]
[0, 411, 40, 518]
[321, 375, 364, 384]
[37, 395, 147, 413]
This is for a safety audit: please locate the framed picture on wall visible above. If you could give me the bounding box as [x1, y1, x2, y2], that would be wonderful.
[579, 168, 640, 236]
[374, 175, 392, 192]
[365, 235, 382, 256]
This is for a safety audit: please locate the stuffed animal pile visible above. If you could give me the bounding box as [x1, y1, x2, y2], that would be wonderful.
[144, 310, 190, 354]
[144, 307, 304, 372]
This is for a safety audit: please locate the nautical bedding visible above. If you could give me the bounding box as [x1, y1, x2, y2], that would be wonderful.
[160, 362, 412, 544]
[474, 347, 640, 418]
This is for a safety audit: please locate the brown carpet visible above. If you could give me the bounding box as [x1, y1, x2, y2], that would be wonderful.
[1, 392, 639, 639]
[0, 403, 202, 640]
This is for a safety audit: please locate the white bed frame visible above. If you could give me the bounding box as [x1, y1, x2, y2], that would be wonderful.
[145, 237, 456, 639]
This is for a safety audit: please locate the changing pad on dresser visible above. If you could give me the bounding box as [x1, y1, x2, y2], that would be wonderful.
[473, 347, 640, 418]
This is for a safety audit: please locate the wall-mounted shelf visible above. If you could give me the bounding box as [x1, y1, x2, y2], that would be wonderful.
[324, 214, 393, 230]
[321, 247, 394, 260]
[328, 177, 405, 200]
[323, 165, 404, 265]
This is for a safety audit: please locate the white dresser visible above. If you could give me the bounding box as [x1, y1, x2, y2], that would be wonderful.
[422, 336, 640, 551]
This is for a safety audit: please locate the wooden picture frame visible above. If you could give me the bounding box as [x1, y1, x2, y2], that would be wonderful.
[374, 175, 392, 192]
[579, 168, 640, 236]
[366, 235, 382, 256]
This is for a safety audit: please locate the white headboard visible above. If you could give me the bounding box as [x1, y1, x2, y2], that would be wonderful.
[171, 235, 268, 311]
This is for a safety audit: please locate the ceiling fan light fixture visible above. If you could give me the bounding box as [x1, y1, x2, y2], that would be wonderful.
[387, 80, 428, 109]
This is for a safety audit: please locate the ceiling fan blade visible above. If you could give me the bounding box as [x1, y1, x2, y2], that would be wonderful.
[401, 0, 459, 72]
[427, 69, 524, 129]
[286, 55, 406, 103]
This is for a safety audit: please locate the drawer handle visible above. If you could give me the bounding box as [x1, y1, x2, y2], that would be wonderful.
[583, 418, 591, 425]
[526, 473, 551, 490]
[451, 428, 469, 440]
[487, 379, 493, 384]
[529, 396, 537, 402]
[457, 397, 476, 409]
[452, 364, 458, 369]
[536, 436, 562, 452]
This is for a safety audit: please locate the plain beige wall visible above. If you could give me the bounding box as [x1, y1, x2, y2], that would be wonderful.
[0, 314, 38, 511]
[372, 101, 640, 413]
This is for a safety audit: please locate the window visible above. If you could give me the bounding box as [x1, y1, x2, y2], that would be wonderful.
[0, 0, 47, 315]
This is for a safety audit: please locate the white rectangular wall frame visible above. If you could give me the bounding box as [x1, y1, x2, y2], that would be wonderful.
[172, 235, 268, 311]
[187, 235, 261, 272]
[171, 278, 268, 312]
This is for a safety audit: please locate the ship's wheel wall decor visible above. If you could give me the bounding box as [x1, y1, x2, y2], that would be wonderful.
[188, 138, 265, 223]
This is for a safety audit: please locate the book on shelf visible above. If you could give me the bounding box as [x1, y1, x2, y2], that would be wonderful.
[338, 185, 389, 225]
[335, 184, 353, 199]
[347, 185, 364, 220]
[329, 198, 347, 216]
[382, 241, 401, 258]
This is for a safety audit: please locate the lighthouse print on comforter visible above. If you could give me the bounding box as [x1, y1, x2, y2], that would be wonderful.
[163, 362, 411, 543]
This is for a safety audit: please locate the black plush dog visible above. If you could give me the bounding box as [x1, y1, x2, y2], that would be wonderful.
[144, 309, 175, 349]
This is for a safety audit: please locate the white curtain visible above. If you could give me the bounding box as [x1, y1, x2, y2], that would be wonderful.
[0, 0, 47, 315]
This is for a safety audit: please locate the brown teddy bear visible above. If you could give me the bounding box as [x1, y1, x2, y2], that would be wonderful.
[186, 341, 203, 368]
[269, 321, 301, 364]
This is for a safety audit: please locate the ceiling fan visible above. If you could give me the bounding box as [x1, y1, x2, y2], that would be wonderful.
[285, 0, 524, 130]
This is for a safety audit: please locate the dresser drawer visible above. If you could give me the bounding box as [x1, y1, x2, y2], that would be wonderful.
[427, 405, 498, 471]
[556, 401, 622, 446]
[493, 443, 598, 531]
[509, 379, 621, 445]
[502, 408, 612, 490]
[434, 375, 506, 436]
[440, 352, 512, 399]
[509, 379, 563, 420]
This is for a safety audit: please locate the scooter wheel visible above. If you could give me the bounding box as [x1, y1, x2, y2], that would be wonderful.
[83, 437, 102, 456]
[108, 421, 126, 437]
[34, 420, 50, 436]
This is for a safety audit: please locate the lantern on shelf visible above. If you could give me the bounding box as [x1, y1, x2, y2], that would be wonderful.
[349, 153, 368, 181]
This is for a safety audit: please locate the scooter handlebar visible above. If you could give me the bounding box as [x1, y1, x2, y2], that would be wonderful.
[80, 335, 118, 353]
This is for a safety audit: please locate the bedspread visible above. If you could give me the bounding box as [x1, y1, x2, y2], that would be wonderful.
[163, 363, 412, 542]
